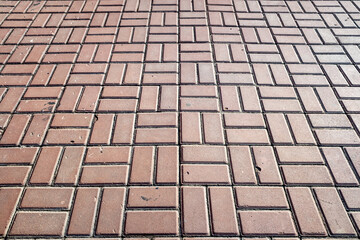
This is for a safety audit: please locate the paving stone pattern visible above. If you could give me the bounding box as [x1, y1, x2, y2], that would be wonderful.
[0, 0, 360, 239]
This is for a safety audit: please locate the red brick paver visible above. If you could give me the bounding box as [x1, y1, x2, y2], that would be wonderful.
[1, 0, 360, 239]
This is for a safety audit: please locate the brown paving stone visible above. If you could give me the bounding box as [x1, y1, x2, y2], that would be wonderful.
[315, 129, 360, 145]
[236, 187, 289, 209]
[220, 86, 241, 111]
[309, 114, 352, 128]
[16, 100, 57, 113]
[182, 187, 210, 235]
[227, 129, 270, 144]
[45, 129, 90, 145]
[125, 211, 179, 235]
[30, 147, 62, 184]
[156, 146, 179, 184]
[51, 113, 93, 128]
[130, 146, 154, 184]
[224, 113, 265, 127]
[276, 146, 324, 164]
[24, 87, 62, 98]
[182, 164, 231, 184]
[203, 113, 225, 144]
[181, 112, 201, 143]
[282, 166, 333, 186]
[181, 98, 219, 112]
[0, 188, 22, 236]
[127, 187, 178, 208]
[135, 128, 178, 144]
[239, 211, 297, 236]
[181, 85, 217, 97]
[80, 166, 128, 184]
[21, 188, 74, 209]
[10, 212, 67, 236]
[55, 147, 85, 185]
[98, 99, 137, 112]
[0, 166, 31, 185]
[137, 113, 177, 127]
[182, 146, 227, 163]
[67, 188, 99, 235]
[0, 147, 38, 164]
[85, 146, 130, 163]
[209, 187, 239, 235]
[96, 187, 126, 235]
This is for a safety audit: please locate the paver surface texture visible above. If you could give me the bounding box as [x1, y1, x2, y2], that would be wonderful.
[0, 0, 360, 239]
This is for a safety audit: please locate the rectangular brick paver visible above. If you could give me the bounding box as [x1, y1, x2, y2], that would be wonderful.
[10, 212, 67, 236]
[239, 211, 297, 236]
[1, 0, 360, 239]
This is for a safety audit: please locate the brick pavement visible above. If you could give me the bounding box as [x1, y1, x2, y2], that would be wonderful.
[0, 0, 360, 238]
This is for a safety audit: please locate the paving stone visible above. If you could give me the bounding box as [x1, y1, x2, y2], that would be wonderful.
[0, 166, 31, 185]
[182, 164, 231, 184]
[0, 148, 38, 164]
[85, 146, 130, 163]
[12, 213, 65, 237]
[96, 187, 126, 235]
[209, 187, 239, 235]
[239, 211, 297, 236]
[67, 188, 99, 235]
[182, 146, 227, 163]
[0, 188, 22, 235]
[80, 166, 128, 184]
[125, 211, 179, 235]
[276, 146, 324, 164]
[21, 188, 73, 209]
[236, 187, 289, 209]
[127, 187, 178, 208]
[282, 166, 333, 186]
[182, 187, 210, 235]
